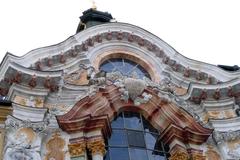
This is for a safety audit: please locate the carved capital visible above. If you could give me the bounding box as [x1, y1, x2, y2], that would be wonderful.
[68, 142, 86, 157]
[169, 151, 189, 160]
[191, 154, 206, 160]
[87, 139, 106, 156]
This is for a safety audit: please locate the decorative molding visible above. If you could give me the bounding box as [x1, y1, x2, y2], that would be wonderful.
[5, 115, 47, 132]
[213, 130, 240, 143]
[57, 84, 212, 146]
[12, 103, 47, 121]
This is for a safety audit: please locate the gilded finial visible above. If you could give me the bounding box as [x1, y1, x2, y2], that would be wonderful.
[91, 0, 97, 10]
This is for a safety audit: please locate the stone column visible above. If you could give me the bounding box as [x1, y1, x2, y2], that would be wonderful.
[87, 138, 105, 160]
[68, 142, 86, 160]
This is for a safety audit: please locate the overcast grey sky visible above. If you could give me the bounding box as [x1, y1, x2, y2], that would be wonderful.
[0, 0, 240, 65]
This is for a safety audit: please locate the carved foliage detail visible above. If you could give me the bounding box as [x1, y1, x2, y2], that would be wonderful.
[87, 139, 105, 156]
[169, 151, 188, 160]
[68, 142, 86, 157]
[191, 153, 206, 160]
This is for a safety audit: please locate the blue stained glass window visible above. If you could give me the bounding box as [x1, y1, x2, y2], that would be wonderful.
[100, 58, 151, 79]
[109, 147, 130, 160]
[104, 112, 169, 160]
[124, 112, 143, 130]
[130, 148, 148, 160]
[109, 129, 128, 146]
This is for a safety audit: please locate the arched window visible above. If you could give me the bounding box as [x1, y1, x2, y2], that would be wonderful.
[104, 112, 170, 160]
[100, 58, 151, 79]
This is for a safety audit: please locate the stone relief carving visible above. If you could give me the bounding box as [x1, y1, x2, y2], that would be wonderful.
[213, 130, 240, 143]
[3, 127, 41, 160]
[115, 77, 152, 106]
[3, 115, 50, 160]
[5, 115, 48, 132]
[14, 95, 44, 108]
[67, 68, 208, 128]
[46, 103, 73, 116]
[64, 64, 95, 86]
[45, 132, 66, 160]
[86, 70, 208, 126]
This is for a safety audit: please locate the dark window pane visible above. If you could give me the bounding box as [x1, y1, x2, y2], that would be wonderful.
[109, 147, 129, 160]
[145, 133, 162, 151]
[130, 148, 149, 160]
[128, 130, 145, 148]
[148, 150, 166, 160]
[111, 113, 124, 128]
[109, 129, 127, 146]
[143, 118, 158, 133]
[124, 112, 143, 130]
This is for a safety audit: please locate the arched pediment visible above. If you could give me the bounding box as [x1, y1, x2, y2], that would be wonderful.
[1, 23, 240, 100]
[1, 23, 239, 88]
[57, 84, 212, 148]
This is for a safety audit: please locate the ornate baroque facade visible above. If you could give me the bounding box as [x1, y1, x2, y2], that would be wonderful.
[0, 7, 240, 160]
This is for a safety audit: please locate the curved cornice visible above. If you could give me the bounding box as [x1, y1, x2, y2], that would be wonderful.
[1, 23, 240, 83]
[2, 22, 240, 103]
[8, 83, 49, 100]
[12, 102, 47, 122]
[181, 78, 240, 100]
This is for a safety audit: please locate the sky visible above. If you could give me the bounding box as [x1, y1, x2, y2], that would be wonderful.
[0, 0, 240, 65]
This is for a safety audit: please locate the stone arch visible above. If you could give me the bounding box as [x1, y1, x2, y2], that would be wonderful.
[57, 85, 212, 159]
